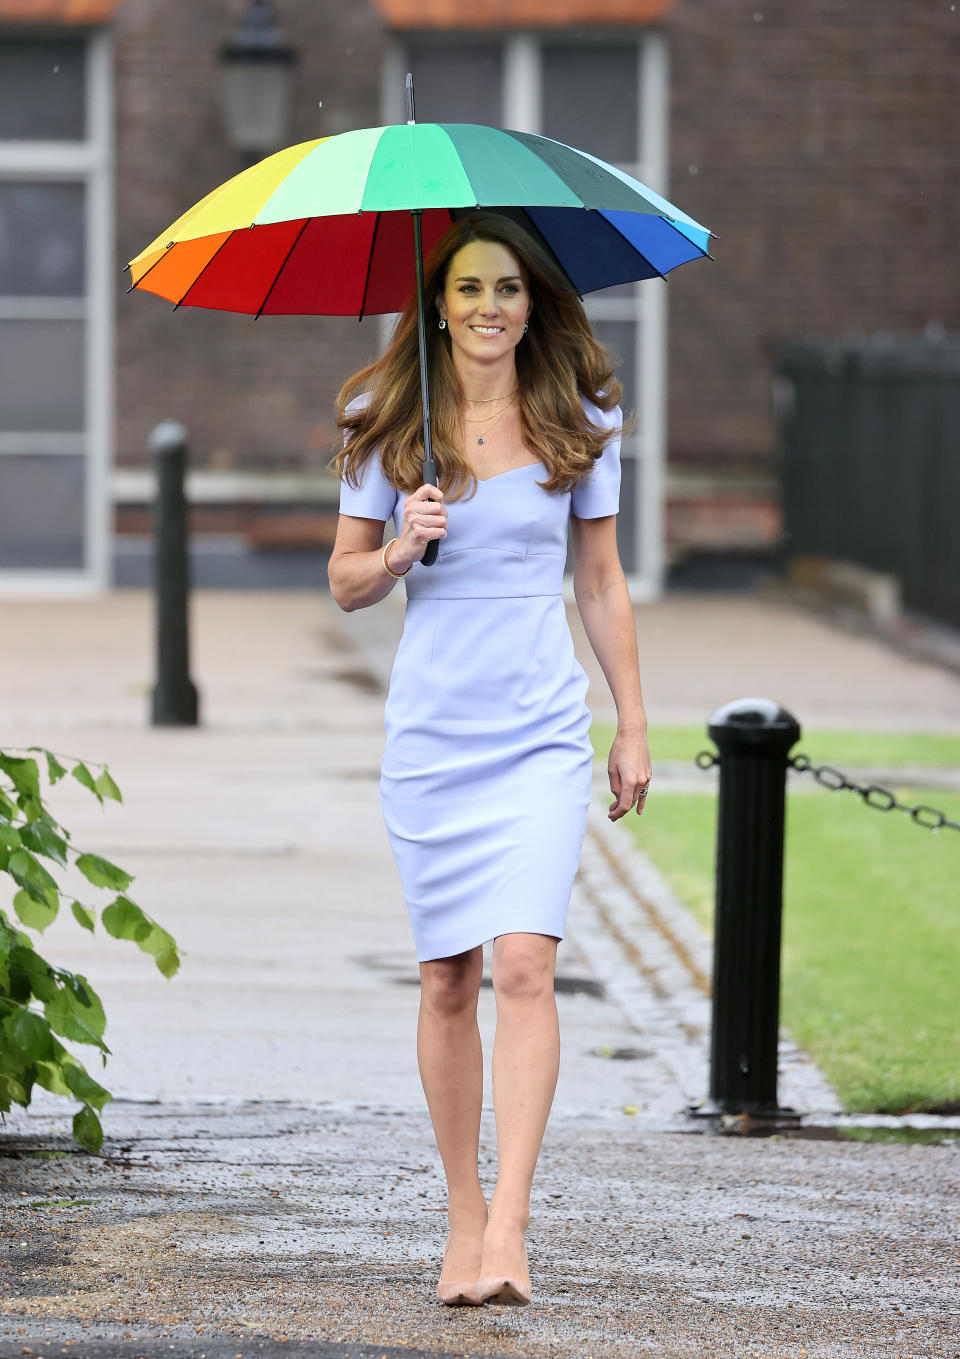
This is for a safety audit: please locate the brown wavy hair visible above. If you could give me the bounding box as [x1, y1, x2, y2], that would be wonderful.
[329, 211, 636, 500]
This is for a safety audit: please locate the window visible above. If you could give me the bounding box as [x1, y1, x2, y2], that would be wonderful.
[0, 31, 113, 590]
[383, 29, 668, 591]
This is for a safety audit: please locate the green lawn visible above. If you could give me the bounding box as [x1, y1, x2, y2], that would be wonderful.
[590, 723, 960, 1114]
[590, 722, 960, 768]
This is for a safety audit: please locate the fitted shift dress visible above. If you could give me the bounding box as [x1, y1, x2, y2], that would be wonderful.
[338, 391, 622, 962]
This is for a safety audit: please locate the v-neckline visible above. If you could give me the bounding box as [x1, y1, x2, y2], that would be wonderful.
[474, 460, 542, 484]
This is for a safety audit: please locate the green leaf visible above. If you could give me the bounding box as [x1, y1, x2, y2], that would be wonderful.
[70, 763, 103, 805]
[75, 852, 133, 891]
[0, 821, 21, 851]
[0, 1032, 31, 1075]
[72, 1103, 103, 1153]
[53, 969, 97, 1012]
[4, 1007, 55, 1062]
[44, 987, 109, 1051]
[0, 788, 16, 819]
[18, 820, 68, 867]
[11, 945, 58, 1003]
[140, 922, 176, 957]
[62, 1061, 112, 1112]
[36, 748, 68, 785]
[9, 848, 59, 899]
[70, 900, 96, 933]
[15, 793, 44, 824]
[101, 895, 152, 942]
[94, 767, 123, 803]
[0, 1072, 29, 1112]
[0, 754, 40, 799]
[153, 946, 180, 979]
[34, 1058, 72, 1097]
[13, 888, 58, 932]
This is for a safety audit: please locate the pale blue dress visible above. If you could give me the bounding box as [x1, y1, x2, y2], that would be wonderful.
[338, 392, 622, 962]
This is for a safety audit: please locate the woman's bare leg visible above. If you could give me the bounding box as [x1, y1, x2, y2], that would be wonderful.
[417, 946, 488, 1280]
[481, 932, 560, 1285]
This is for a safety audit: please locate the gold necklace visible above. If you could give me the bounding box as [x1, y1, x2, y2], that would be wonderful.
[462, 386, 517, 405]
[462, 392, 517, 445]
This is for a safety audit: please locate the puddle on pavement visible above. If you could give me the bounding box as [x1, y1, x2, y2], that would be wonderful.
[590, 1045, 654, 1061]
[782, 1124, 959, 1147]
[696, 1117, 959, 1147]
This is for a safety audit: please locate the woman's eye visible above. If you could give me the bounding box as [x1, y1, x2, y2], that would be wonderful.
[458, 284, 519, 294]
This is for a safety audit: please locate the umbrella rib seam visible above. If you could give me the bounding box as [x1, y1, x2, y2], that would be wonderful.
[254, 218, 311, 319]
[358, 212, 381, 322]
[172, 230, 237, 311]
[595, 211, 671, 282]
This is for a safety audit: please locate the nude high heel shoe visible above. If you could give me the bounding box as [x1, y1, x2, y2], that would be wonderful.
[436, 1232, 484, 1307]
[476, 1275, 531, 1305]
[476, 1237, 532, 1305]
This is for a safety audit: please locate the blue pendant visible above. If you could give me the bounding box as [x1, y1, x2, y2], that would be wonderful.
[477, 437, 484, 444]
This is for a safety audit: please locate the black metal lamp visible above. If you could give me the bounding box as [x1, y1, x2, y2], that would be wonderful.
[219, 0, 298, 160]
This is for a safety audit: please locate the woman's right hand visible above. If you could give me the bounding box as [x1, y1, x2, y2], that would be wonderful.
[390, 485, 447, 571]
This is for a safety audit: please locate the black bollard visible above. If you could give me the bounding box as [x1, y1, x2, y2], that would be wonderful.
[702, 697, 800, 1118]
[149, 420, 199, 726]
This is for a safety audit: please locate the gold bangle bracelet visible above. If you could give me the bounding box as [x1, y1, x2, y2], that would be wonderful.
[382, 539, 413, 579]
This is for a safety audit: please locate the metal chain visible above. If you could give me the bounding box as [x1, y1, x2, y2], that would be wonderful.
[694, 749, 960, 835]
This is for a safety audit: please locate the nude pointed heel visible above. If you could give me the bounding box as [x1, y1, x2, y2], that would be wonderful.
[436, 1231, 484, 1307]
[476, 1275, 532, 1306]
[436, 1279, 483, 1306]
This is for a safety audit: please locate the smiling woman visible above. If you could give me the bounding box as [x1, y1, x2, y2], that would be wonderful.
[327, 210, 651, 1310]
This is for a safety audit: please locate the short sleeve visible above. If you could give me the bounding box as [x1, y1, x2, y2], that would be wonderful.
[338, 392, 399, 522]
[571, 401, 622, 518]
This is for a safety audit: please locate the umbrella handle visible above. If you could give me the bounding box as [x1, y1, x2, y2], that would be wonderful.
[421, 457, 439, 567]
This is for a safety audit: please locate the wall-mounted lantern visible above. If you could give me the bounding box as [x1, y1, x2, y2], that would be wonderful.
[219, 0, 298, 161]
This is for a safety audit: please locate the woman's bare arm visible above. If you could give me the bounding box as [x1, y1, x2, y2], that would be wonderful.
[328, 485, 447, 612]
[571, 514, 652, 819]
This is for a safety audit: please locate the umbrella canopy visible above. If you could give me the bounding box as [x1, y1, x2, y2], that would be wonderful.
[127, 122, 713, 316]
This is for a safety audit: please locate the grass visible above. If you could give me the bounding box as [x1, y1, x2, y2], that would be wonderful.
[590, 722, 960, 768]
[590, 722, 960, 1113]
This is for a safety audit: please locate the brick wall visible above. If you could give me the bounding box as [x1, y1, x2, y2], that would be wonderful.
[664, 0, 960, 469]
[115, 0, 387, 475]
[115, 0, 960, 498]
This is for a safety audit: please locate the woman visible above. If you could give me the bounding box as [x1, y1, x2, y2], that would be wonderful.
[327, 212, 651, 1307]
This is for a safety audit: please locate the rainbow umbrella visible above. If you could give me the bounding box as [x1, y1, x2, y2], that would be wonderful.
[128, 75, 714, 563]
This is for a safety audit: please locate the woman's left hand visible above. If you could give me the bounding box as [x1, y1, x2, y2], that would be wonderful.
[607, 726, 652, 821]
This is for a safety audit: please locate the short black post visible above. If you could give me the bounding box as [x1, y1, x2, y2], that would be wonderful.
[702, 697, 800, 1118]
[149, 420, 199, 726]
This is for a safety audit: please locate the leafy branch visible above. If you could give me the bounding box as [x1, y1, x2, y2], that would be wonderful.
[0, 747, 181, 1152]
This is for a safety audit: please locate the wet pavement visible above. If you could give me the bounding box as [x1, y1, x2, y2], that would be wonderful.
[1, 588, 959, 1359]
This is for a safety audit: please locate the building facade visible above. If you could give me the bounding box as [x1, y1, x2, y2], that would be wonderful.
[1, 0, 957, 595]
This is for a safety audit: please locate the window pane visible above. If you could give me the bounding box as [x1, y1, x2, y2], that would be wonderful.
[0, 40, 86, 141]
[0, 453, 85, 569]
[591, 317, 637, 417]
[403, 40, 503, 125]
[0, 183, 86, 296]
[542, 42, 638, 163]
[0, 319, 85, 432]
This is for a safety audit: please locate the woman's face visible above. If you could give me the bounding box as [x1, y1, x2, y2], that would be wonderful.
[436, 239, 533, 366]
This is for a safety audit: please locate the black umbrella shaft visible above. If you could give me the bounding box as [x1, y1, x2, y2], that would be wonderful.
[411, 206, 438, 567]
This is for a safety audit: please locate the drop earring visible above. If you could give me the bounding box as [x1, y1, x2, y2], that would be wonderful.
[438, 318, 447, 330]
[522, 321, 528, 334]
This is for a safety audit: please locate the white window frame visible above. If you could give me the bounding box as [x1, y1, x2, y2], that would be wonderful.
[381, 27, 669, 601]
[0, 26, 114, 597]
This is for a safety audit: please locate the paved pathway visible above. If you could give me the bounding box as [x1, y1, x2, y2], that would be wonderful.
[1, 588, 958, 1358]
